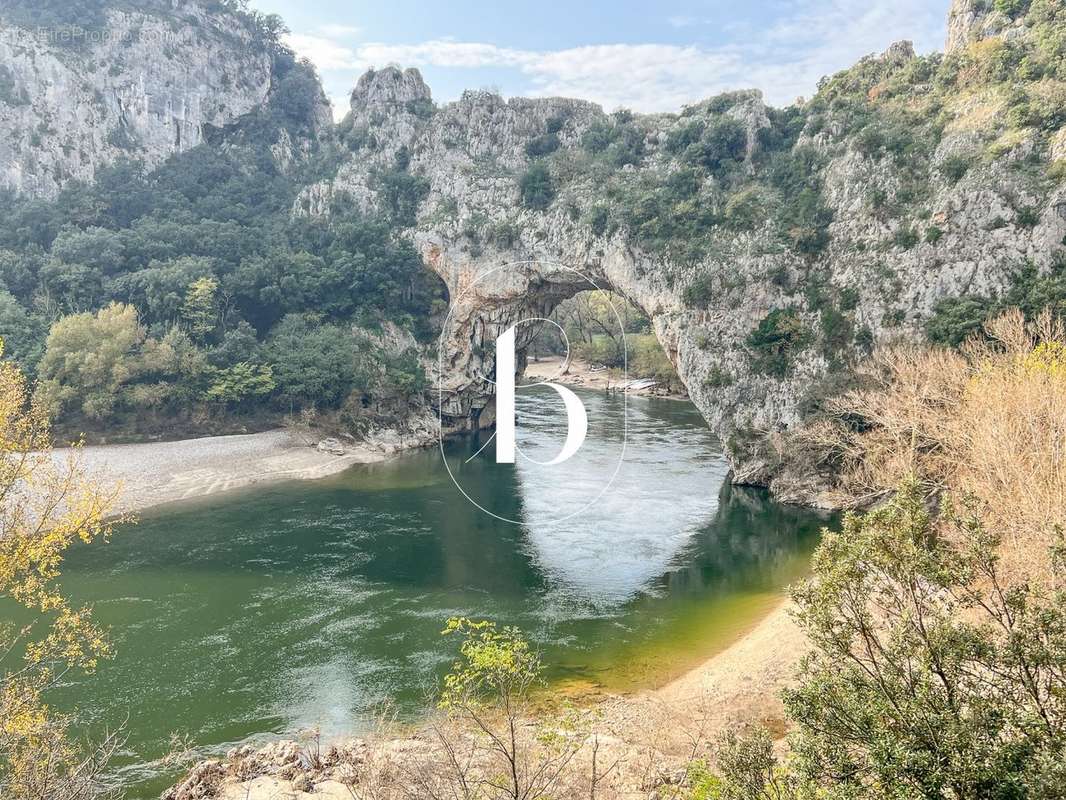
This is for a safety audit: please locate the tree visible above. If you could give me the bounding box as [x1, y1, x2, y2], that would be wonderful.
[0, 291, 46, 374]
[783, 480, 1066, 798]
[36, 303, 146, 420]
[519, 164, 556, 210]
[203, 362, 275, 407]
[745, 309, 810, 377]
[180, 276, 220, 342]
[0, 335, 125, 799]
[265, 315, 356, 408]
[424, 618, 584, 800]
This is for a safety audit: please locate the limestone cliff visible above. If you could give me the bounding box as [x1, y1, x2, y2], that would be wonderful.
[296, 6, 1066, 500]
[6, 0, 1066, 503]
[0, 0, 329, 197]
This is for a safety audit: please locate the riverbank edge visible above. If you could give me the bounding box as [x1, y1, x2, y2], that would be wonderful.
[66, 427, 435, 517]
[163, 597, 805, 800]
[69, 394, 809, 796]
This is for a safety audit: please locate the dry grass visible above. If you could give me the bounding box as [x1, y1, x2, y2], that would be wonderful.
[806, 309, 1066, 582]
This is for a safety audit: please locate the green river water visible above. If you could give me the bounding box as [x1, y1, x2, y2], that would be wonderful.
[21, 387, 832, 796]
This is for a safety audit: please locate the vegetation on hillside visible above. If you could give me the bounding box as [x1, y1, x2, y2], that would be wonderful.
[0, 120, 441, 440]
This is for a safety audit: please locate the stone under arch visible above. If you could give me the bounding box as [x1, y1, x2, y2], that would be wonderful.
[422, 246, 683, 436]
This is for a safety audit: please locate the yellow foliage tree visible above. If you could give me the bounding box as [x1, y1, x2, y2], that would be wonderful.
[807, 308, 1066, 583]
[0, 336, 125, 800]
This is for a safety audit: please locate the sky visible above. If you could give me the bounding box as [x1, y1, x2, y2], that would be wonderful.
[247, 0, 950, 120]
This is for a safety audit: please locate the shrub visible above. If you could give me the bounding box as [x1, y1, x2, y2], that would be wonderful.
[940, 154, 971, 182]
[925, 225, 944, 243]
[580, 119, 617, 153]
[683, 116, 747, 174]
[820, 305, 853, 355]
[703, 366, 733, 389]
[995, 0, 1032, 17]
[785, 478, 1066, 797]
[746, 308, 809, 377]
[518, 163, 555, 210]
[926, 295, 997, 345]
[664, 119, 704, 154]
[1016, 206, 1041, 227]
[585, 205, 610, 237]
[524, 132, 560, 158]
[682, 274, 715, 307]
[723, 187, 765, 230]
[892, 226, 920, 249]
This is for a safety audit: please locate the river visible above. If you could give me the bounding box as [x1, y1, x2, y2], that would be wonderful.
[33, 387, 830, 796]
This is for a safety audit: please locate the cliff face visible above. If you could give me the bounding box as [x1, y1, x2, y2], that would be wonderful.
[0, 1, 288, 197]
[6, 1, 1066, 502]
[299, 38, 1066, 500]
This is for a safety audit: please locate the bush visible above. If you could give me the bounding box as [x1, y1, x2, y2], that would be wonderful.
[682, 116, 747, 174]
[926, 260, 1066, 346]
[892, 226, 920, 249]
[745, 309, 809, 377]
[1016, 206, 1040, 227]
[995, 0, 1032, 17]
[940, 154, 971, 182]
[785, 479, 1066, 797]
[519, 163, 555, 210]
[682, 274, 715, 307]
[524, 132, 560, 158]
[723, 187, 765, 230]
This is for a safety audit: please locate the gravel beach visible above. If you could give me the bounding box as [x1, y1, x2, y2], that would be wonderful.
[66, 430, 387, 515]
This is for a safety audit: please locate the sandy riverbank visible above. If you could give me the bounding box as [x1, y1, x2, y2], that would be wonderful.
[66, 430, 393, 515]
[524, 356, 689, 400]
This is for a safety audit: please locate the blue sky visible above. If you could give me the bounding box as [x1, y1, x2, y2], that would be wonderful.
[248, 0, 950, 119]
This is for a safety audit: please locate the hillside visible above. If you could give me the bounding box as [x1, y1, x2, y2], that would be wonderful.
[1, 0, 1065, 498]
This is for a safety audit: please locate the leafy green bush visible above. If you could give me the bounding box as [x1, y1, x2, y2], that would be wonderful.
[940, 154, 971, 182]
[926, 260, 1066, 346]
[746, 309, 810, 377]
[892, 226, 920, 249]
[784, 480, 1066, 797]
[995, 0, 1032, 18]
[1016, 206, 1041, 227]
[524, 132, 560, 158]
[519, 163, 556, 210]
[682, 116, 747, 175]
[373, 154, 430, 226]
[723, 187, 765, 230]
[703, 366, 733, 389]
[682, 274, 715, 307]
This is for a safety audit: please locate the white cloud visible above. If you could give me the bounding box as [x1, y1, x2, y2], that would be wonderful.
[283, 33, 360, 71]
[284, 0, 948, 113]
[317, 23, 361, 38]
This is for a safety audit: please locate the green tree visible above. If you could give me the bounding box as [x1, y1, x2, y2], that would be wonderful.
[784, 480, 1066, 798]
[181, 276, 220, 341]
[0, 291, 46, 373]
[36, 303, 146, 420]
[745, 309, 810, 377]
[203, 362, 275, 407]
[519, 163, 556, 210]
[266, 315, 355, 408]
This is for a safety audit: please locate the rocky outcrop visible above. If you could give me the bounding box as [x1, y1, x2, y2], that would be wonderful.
[7, 1, 1066, 502]
[946, 0, 987, 52]
[0, 1, 282, 197]
[296, 48, 1066, 500]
